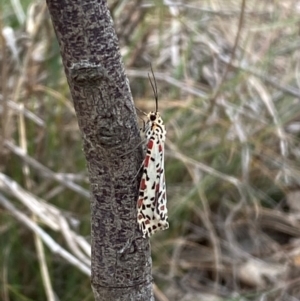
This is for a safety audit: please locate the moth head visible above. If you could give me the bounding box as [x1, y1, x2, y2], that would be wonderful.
[148, 111, 160, 122]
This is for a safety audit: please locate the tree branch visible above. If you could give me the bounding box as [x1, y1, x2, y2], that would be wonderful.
[46, 0, 153, 300]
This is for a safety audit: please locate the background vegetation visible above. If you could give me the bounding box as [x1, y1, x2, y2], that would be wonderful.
[1, 0, 300, 300]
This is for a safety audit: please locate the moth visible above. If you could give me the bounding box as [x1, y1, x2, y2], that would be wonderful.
[137, 67, 169, 237]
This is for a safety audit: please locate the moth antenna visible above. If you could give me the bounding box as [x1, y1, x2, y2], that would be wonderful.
[148, 64, 158, 112]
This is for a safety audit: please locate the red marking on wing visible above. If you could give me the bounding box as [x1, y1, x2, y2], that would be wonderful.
[144, 155, 150, 167]
[158, 144, 163, 152]
[144, 140, 154, 168]
[140, 178, 147, 190]
[147, 139, 154, 149]
[137, 198, 143, 208]
[145, 219, 151, 225]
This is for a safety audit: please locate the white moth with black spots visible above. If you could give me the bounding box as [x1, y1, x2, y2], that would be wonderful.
[137, 67, 169, 238]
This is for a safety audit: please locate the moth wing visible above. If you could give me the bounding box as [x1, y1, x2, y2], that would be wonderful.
[137, 138, 159, 237]
[154, 141, 168, 230]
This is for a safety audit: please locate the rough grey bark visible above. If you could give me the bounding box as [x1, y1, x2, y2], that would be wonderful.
[46, 0, 154, 300]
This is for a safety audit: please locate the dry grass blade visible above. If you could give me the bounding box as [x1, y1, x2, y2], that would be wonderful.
[166, 139, 242, 188]
[34, 220, 56, 301]
[0, 97, 45, 126]
[0, 172, 91, 265]
[0, 193, 90, 275]
[4, 140, 90, 198]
